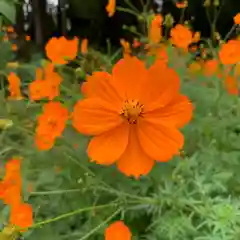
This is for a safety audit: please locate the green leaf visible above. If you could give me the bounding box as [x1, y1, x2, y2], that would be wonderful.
[0, 0, 16, 24]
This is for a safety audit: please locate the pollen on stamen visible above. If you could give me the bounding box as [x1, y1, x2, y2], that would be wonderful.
[120, 99, 144, 124]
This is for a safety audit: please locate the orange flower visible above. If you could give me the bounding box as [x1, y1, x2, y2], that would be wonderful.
[72, 56, 193, 178]
[12, 44, 18, 51]
[132, 39, 141, 48]
[234, 13, 240, 25]
[7, 26, 14, 33]
[176, 1, 188, 8]
[105, 221, 131, 240]
[25, 35, 31, 41]
[29, 65, 62, 101]
[203, 59, 219, 77]
[225, 76, 238, 95]
[45, 36, 78, 65]
[35, 101, 68, 150]
[192, 31, 200, 42]
[10, 203, 33, 231]
[81, 38, 88, 55]
[7, 72, 23, 100]
[148, 14, 163, 44]
[106, 0, 116, 17]
[219, 40, 240, 65]
[120, 39, 131, 57]
[170, 24, 193, 49]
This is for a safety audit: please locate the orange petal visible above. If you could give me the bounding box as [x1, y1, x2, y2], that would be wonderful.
[72, 98, 123, 135]
[144, 94, 193, 128]
[117, 126, 155, 178]
[82, 72, 122, 108]
[88, 123, 129, 165]
[111, 56, 148, 100]
[138, 120, 184, 161]
[143, 60, 181, 109]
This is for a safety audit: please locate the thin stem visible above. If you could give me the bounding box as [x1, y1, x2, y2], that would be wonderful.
[28, 202, 118, 230]
[116, 7, 139, 17]
[30, 189, 81, 196]
[78, 208, 122, 240]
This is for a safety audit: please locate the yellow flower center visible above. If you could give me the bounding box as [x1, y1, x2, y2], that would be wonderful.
[121, 99, 144, 124]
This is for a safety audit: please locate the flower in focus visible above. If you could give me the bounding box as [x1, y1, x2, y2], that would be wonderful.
[148, 14, 163, 44]
[35, 101, 68, 150]
[170, 24, 193, 49]
[7, 72, 23, 100]
[106, 0, 116, 17]
[219, 40, 240, 65]
[45, 36, 78, 65]
[105, 221, 131, 240]
[72, 56, 193, 178]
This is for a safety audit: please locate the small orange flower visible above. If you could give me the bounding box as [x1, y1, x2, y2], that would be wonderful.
[148, 14, 163, 44]
[72, 56, 193, 178]
[106, 0, 116, 17]
[203, 59, 219, 77]
[132, 39, 141, 48]
[11, 44, 18, 51]
[170, 24, 193, 49]
[225, 76, 238, 96]
[193, 31, 200, 42]
[176, 1, 188, 8]
[7, 26, 14, 33]
[45, 36, 78, 65]
[219, 40, 240, 65]
[105, 221, 131, 240]
[10, 203, 33, 231]
[234, 13, 240, 25]
[120, 39, 131, 57]
[25, 35, 31, 41]
[7, 72, 23, 100]
[81, 38, 88, 55]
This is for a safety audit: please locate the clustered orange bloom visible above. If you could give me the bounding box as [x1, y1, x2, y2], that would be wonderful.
[45, 36, 78, 65]
[106, 0, 116, 17]
[170, 24, 193, 49]
[105, 221, 131, 240]
[28, 63, 62, 101]
[73, 56, 193, 178]
[0, 158, 33, 231]
[7, 72, 23, 100]
[219, 39, 240, 65]
[148, 14, 163, 44]
[35, 101, 69, 150]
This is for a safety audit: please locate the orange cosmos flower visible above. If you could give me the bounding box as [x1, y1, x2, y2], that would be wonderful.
[81, 38, 88, 55]
[234, 13, 240, 25]
[45, 36, 78, 65]
[72, 56, 193, 178]
[10, 203, 33, 231]
[105, 221, 131, 240]
[170, 24, 193, 49]
[203, 59, 219, 77]
[106, 0, 116, 17]
[7, 72, 23, 100]
[219, 39, 240, 65]
[148, 14, 163, 44]
[224, 76, 238, 96]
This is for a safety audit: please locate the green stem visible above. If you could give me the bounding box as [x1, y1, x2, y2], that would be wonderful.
[116, 7, 139, 17]
[30, 189, 81, 196]
[28, 202, 118, 230]
[78, 208, 122, 240]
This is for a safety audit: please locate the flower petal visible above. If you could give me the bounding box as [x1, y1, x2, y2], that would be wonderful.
[111, 56, 148, 100]
[72, 98, 123, 135]
[138, 120, 184, 161]
[82, 72, 122, 107]
[144, 94, 193, 128]
[143, 60, 181, 109]
[88, 123, 129, 165]
[117, 126, 155, 178]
